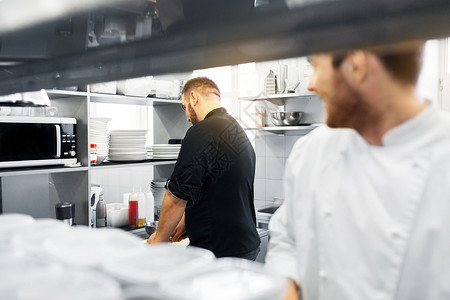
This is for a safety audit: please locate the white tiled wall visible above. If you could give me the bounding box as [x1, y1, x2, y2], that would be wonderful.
[90, 166, 154, 204]
[238, 56, 323, 210]
[253, 133, 307, 210]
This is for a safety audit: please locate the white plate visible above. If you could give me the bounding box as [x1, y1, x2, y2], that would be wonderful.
[109, 150, 147, 155]
[43, 227, 145, 268]
[110, 139, 147, 144]
[110, 136, 147, 140]
[110, 130, 148, 135]
[152, 148, 180, 151]
[110, 143, 146, 147]
[102, 244, 215, 285]
[109, 153, 148, 161]
[152, 151, 181, 154]
[151, 148, 181, 152]
[151, 154, 179, 159]
[151, 144, 182, 148]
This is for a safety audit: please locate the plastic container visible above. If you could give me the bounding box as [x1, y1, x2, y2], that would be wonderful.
[116, 77, 154, 97]
[154, 79, 181, 99]
[90, 81, 117, 94]
[106, 203, 129, 227]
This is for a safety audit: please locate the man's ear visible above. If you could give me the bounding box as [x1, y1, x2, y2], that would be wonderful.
[342, 50, 368, 84]
[190, 91, 199, 106]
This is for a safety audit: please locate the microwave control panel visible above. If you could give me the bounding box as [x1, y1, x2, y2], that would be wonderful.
[61, 123, 77, 158]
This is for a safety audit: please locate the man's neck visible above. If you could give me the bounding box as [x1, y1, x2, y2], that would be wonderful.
[358, 90, 426, 146]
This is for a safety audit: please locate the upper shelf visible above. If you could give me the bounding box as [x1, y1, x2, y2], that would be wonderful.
[0, 165, 89, 177]
[1, 0, 450, 95]
[89, 93, 181, 106]
[46, 89, 181, 106]
[91, 159, 176, 170]
[238, 93, 316, 101]
[244, 123, 322, 133]
[0, 159, 177, 177]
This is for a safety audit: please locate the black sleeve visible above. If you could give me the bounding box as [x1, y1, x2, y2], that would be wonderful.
[166, 126, 208, 203]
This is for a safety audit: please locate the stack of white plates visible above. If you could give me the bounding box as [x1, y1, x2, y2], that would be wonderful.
[109, 130, 148, 162]
[149, 144, 181, 159]
[90, 118, 111, 162]
[150, 178, 167, 218]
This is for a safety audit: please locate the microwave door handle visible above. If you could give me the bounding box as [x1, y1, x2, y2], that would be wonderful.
[54, 125, 61, 158]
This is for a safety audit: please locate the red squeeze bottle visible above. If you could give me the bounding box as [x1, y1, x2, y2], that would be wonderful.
[128, 193, 139, 228]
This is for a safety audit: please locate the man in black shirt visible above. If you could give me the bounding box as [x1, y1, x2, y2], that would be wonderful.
[147, 77, 260, 260]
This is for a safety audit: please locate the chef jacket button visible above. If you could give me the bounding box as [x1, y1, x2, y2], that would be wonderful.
[323, 208, 332, 218]
[390, 228, 402, 238]
[319, 271, 327, 280]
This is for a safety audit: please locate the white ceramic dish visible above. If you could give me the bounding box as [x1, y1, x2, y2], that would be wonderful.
[109, 154, 148, 161]
[101, 244, 215, 285]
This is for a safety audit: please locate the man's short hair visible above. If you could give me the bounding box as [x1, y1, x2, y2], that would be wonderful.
[182, 77, 221, 97]
[332, 45, 424, 86]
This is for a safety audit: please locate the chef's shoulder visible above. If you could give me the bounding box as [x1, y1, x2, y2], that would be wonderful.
[181, 122, 214, 150]
[288, 125, 356, 162]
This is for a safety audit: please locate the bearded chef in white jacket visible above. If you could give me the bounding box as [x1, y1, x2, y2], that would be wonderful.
[265, 41, 450, 300]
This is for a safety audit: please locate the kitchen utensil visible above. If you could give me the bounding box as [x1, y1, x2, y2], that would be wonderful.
[96, 193, 107, 227]
[55, 202, 75, 226]
[271, 111, 303, 126]
[287, 81, 300, 93]
[145, 221, 159, 235]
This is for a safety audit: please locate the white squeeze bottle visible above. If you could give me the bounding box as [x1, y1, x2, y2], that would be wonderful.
[145, 187, 154, 222]
[138, 188, 146, 227]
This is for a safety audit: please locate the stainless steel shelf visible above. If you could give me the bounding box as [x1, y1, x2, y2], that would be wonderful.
[89, 93, 181, 106]
[46, 89, 181, 106]
[90, 159, 176, 170]
[0, 165, 89, 177]
[46, 89, 89, 99]
[238, 93, 315, 101]
[245, 123, 322, 133]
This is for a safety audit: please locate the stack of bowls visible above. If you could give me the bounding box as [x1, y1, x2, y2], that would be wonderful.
[90, 118, 111, 163]
[271, 111, 303, 126]
[108, 130, 148, 162]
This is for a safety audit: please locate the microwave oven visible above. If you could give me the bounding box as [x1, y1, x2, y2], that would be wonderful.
[0, 116, 77, 168]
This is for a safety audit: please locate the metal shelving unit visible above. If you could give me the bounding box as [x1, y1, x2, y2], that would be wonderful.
[0, 88, 186, 224]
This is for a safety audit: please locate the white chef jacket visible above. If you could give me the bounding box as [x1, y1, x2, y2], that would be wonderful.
[265, 105, 450, 300]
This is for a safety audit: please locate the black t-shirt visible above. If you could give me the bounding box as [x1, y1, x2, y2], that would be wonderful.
[167, 107, 260, 257]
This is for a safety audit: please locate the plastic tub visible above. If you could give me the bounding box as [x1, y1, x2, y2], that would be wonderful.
[107, 203, 129, 227]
